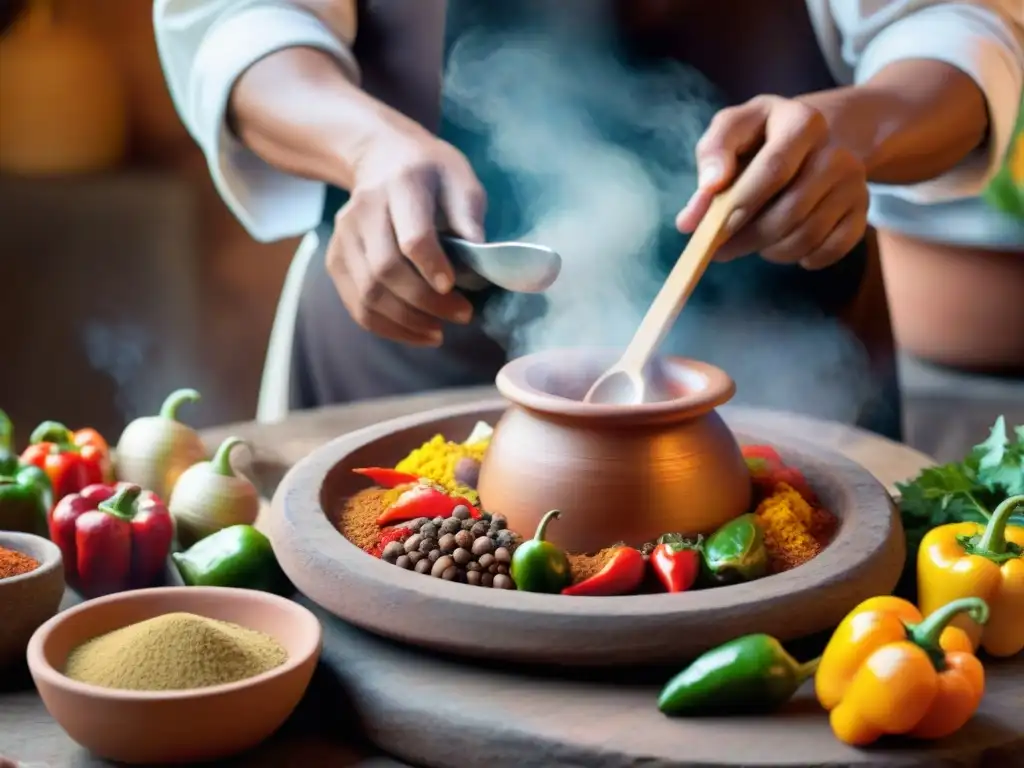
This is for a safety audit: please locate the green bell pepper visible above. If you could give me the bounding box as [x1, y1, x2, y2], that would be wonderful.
[510, 509, 572, 593]
[658, 633, 820, 716]
[172, 524, 292, 594]
[701, 513, 768, 585]
[983, 104, 1023, 219]
[0, 445, 53, 538]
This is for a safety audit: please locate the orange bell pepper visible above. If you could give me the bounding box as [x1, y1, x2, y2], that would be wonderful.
[815, 595, 988, 746]
[918, 494, 1024, 658]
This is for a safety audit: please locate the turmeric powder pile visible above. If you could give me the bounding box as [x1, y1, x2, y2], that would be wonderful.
[394, 434, 487, 504]
[755, 482, 836, 572]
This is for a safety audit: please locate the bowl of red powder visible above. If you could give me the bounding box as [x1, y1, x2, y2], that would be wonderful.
[0, 531, 64, 669]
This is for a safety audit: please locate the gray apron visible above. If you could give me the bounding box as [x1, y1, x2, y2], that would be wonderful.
[290, 0, 903, 440]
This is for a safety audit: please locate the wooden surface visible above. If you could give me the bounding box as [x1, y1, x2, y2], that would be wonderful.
[2, 387, 1019, 768]
[268, 400, 905, 666]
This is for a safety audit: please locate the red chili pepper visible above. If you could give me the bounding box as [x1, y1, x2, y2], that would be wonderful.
[21, 421, 112, 500]
[352, 467, 420, 488]
[376, 483, 481, 526]
[651, 534, 702, 593]
[561, 545, 646, 597]
[742, 445, 785, 474]
[50, 482, 173, 597]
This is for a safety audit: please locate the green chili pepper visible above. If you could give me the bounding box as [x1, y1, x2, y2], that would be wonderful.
[172, 524, 292, 595]
[658, 633, 820, 716]
[701, 513, 768, 585]
[510, 509, 572, 593]
[0, 462, 53, 538]
[0, 408, 17, 476]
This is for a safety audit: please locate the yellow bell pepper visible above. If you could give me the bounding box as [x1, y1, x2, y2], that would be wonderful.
[815, 595, 988, 746]
[918, 494, 1024, 658]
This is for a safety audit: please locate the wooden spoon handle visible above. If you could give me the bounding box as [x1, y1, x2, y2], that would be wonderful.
[619, 188, 738, 370]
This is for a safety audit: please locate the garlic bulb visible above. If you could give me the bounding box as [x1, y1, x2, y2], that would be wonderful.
[168, 436, 259, 548]
[115, 388, 207, 499]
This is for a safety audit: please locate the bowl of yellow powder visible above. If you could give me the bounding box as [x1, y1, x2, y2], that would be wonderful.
[26, 586, 322, 764]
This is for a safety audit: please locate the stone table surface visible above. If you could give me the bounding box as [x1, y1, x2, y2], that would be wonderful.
[2, 387, 1019, 768]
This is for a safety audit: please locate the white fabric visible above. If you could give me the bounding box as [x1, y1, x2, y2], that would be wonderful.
[153, 0, 360, 243]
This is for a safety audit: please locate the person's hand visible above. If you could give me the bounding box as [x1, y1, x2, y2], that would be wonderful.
[676, 95, 869, 270]
[327, 126, 486, 346]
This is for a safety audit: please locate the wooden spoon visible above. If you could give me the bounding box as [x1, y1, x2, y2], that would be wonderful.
[583, 186, 741, 405]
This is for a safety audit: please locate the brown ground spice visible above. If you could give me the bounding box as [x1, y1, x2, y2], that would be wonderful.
[338, 489, 392, 550]
[567, 547, 617, 584]
[0, 545, 39, 580]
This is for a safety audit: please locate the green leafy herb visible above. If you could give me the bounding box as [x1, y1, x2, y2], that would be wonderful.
[894, 416, 1024, 599]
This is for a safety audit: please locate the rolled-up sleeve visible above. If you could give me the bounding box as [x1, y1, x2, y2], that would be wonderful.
[153, 0, 359, 242]
[833, 1, 1024, 204]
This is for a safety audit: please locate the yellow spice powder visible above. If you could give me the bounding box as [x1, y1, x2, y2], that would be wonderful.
[755, 482, 820, 571]
[394, 433, 488, 504]
[64, 612, 287, 691]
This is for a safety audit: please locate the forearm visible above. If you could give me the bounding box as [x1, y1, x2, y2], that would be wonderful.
[800, 60, 989, 186]
[228, 47, 423, 191]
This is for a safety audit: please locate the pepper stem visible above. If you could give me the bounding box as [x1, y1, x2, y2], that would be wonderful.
[159, 388, 201, 421]
[29, 420, 74, 447]
[910, 597, 989, 652]
[0, 409, 11, 451]
[533, 509, 562, 542]
[210, 436, 247, 477]
[797, 656, 821, 681]
[98, 484, 142, 520]
[975, 495, 1024, 555]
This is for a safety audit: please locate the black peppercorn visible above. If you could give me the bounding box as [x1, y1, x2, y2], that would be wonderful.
[470, 522, 488, 538]
[415, 558, 432, 574]
[494, 547, 511, 564]
[420, 523, 439, 540]
[453, 547, 472, 566]
[471, 537, 494, 557]
[428, 550, 442, 563]
[431, 555, 455, 578]
[454, 529, 474, 549]
[481, 572, 494, 588]
[440, 517, 462, 535]
[493, 574, 514, 590]
[407, 551, 423, 564]
[396, 555, 412, 570]
[439, 533, 457, 554]
[403, 534, 423, 554]
[419, 537, 437, 554]
[466, 570, 482, 586]
[478, 553, 495, 570]
[452, 504, 471, 521]
[382, 541, 405, 562]
[441, 566, 460, 581]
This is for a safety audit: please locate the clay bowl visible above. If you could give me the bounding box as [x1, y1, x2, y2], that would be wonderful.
[26, 586, 321, 765]
[267, 399, 905, 666]
[480, 349, 752, 552]
[0, 531, 64, 668]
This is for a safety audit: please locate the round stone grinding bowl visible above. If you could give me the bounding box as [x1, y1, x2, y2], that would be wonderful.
[267, 399, 905, 666]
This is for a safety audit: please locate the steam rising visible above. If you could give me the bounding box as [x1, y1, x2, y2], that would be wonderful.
[443, 26, 880, 425]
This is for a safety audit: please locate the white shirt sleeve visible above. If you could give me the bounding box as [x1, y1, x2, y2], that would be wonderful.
[829, 0, 1024, 205]
[153, 0, 360, 243]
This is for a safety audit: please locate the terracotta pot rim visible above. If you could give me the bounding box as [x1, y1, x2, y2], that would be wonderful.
[26, 586, 322, 702]
[496, 348, 735, 423]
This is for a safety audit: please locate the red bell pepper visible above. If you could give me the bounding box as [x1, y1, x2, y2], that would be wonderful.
[376, 483, 481, 526]
[49, 482, 173, 597]
[21, 421, 113, 500]
[651, 534, 702, 593]
[562, 545, 646, 597]
[353, 467, 420, 488]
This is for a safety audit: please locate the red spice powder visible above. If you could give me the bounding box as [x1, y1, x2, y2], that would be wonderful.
[0, 545, 40, 580]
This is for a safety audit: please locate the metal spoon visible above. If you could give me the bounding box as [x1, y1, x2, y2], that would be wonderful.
[440, 235, 562, 294]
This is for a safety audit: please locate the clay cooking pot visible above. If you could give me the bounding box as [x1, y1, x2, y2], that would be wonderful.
[478, 349, 752, 553]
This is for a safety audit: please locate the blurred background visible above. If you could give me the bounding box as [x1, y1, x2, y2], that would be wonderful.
[0, 0, 1021, 462]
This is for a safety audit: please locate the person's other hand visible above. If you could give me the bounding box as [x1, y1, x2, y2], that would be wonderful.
[327, 127, 486, 346]
[676, 95, 868, 270]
